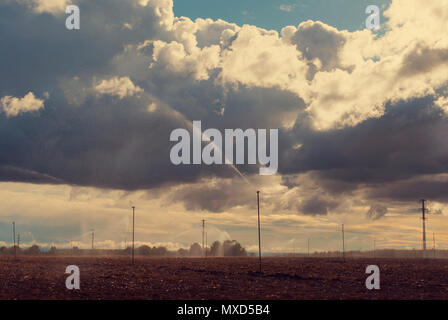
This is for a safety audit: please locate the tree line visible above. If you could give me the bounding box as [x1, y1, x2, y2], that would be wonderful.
[179, 240, 247, 257]
[0, 240, 248, 257]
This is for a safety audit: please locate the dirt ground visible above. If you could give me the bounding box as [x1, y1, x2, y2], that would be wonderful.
[1, 256, 448, 300]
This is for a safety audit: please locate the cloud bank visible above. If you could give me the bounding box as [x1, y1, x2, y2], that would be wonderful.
[1, 0, 448, 219]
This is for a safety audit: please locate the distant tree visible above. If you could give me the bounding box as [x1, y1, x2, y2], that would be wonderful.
[153, 246, 168, 256]
[49, 246, 57, 255]
[138, 245, 152, 255]
[189, 242, 202, 256]
[177, 248, 189, 257]
[0, 247, 7, 255]
[26, 245, 40, 255]
[135, 245, 168, 256]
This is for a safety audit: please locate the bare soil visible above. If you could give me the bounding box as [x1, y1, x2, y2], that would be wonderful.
[1, 256, 447, 300]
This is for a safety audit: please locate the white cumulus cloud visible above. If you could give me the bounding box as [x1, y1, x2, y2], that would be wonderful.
[1, 92, 45, 117]
[94, 76, 143, 99]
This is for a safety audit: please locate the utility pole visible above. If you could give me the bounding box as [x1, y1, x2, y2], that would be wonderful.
[91, 229, 94, 250]
[132, 206, 135, 265]
[433, 232, 436, 259]
[257, 191, 262, 273]
[12, 222, 16, 258]
[342, 224, 345, 262]
[421, 199, 427, 258]
[202, 219, 206, 258]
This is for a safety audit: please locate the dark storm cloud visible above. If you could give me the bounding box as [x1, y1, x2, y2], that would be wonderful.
[0, 0, 162, 96]
[281, 96, 448, 184]
[0, 84, 301, 190]
[0, 0, 303, 190]
[0, 88, 267, 189]
[300, 193, 338, 216]
[278, 95, 448, 205]
[164, 179, 255, 213]
[0, 165, 62, 184]
[368, 175, 448, 203]
[2, 0, 448, 216]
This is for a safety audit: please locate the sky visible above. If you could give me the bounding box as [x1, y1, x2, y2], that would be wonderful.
[0, 0, 448, 254]
[174, 0, 390, 32]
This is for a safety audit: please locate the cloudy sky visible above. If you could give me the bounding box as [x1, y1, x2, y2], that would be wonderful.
[0, 0, 448, 253]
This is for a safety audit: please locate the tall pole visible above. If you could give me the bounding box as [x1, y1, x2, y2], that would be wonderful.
[132, 206, 135, 265]
[342, 224, 345, 262]
[421, 199, 426, 257]
[91, 229, 94, 250]
[307, 238, 310, 257]
[202, 219, 205, 258]
[13, 222, 16, 258]
[433, 232, 436, 259]
[257, 191, 262, 273]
